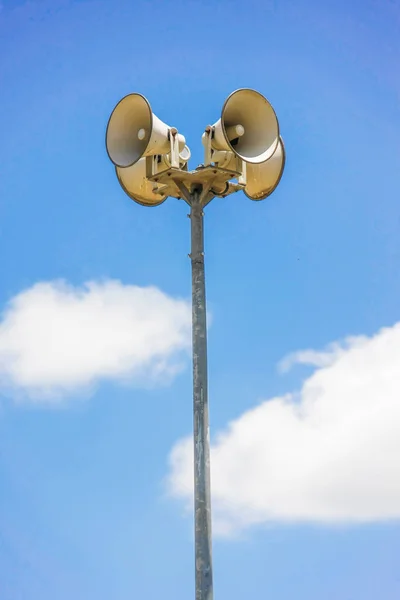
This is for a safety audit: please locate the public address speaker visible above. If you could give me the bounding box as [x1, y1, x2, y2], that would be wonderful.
[106, 93, 186, 168]
[210, 88, 279, 164]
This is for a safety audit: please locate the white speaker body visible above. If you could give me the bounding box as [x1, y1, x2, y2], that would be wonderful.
[244, 137, 286, 201]
[106, 93, 186, 168]
[211, 89, 280, 164]
[208, 150, 239, 171]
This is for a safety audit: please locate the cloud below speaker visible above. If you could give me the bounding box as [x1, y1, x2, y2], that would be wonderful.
[211, 89, 280, 164]
[106, 93, 186, 168]
[244, 137, 286, 201]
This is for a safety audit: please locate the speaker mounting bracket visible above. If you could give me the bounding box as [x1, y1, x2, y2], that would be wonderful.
[202, 126, 213, 166]
[148, 165, 244, 206]
[168, 128, 181, 169]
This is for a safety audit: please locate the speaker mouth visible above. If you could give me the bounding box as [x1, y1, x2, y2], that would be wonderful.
[244, 137, 286, 201]
[106, 93, 153, 168]
[221, 88, 280, 164]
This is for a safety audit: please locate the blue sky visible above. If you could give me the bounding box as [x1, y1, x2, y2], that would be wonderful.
[1, 0, 400, 598]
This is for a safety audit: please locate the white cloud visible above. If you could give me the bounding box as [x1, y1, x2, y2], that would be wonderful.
[167, 322, 400, 535]
[0, 280, 191, 401]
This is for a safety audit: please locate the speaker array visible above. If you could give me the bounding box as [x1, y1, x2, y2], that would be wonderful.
[106, 89, 285, 205]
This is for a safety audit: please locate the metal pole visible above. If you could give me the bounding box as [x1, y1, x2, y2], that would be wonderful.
[189, 187, 213, 600]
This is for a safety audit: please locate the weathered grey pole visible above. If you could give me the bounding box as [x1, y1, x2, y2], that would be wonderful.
[189, 186, 213, 600]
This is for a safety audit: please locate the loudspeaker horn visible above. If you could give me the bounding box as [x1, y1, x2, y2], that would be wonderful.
[211, 88, 279, 164]
[115, 145, 191, 207]
[106, 93, 186, 168]
[115, 159, 167, 207]
[244, 137, 286, 201]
